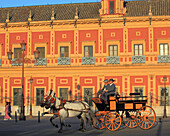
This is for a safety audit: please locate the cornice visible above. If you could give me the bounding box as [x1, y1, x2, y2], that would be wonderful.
[0, 16, 170, 29]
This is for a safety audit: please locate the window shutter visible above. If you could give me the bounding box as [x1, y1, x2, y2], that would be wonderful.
[110, 1, 115, 14]
[84, 46, 89, 57]
[65, 47, 69, 57]
[89, 46, 93, 57]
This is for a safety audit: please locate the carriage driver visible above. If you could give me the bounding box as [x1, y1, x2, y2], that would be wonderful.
[97, 79, 108, 97]
[101, 79, 116, 103]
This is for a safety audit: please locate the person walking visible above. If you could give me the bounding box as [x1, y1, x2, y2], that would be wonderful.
[4, 102, 10, 120]
[8, 102, 12, 119]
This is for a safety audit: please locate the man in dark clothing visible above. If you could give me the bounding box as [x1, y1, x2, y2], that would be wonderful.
[8, 102, 12, 119]
[97, 79, 108, 98]
[103, 79, 116, 102]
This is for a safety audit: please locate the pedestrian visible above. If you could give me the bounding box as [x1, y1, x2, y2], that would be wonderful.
[4, 102, 10, 120]
[8, 102, 12, 119]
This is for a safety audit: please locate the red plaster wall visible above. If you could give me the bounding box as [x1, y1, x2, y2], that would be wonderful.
[9, 32, 27, 54]
[56, 77, 72, 97]
[80, 76, 97, 97]
[0, 78, 3, 103]
[79, 30, 98, 54]
[32, 32, 50, 55]
[0, 34, 5, 56]
[55, 31, 74, 55]
[156, 75, 170, 104]
[10, 77, 24, 99]
[130, 76, 148, 95]
[32, 77, 48, 103]
[128, 28, 149, 53]
[153, 27, 170, 52]
[103, 29, 123, 53]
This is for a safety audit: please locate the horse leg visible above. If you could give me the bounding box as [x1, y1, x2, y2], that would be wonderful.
[50, 115, 58, 128]
[78, 117, 84, 131]
[58, 117, 64, 133]
[63, 119, 71, 128]
[81, 114, 87, 132]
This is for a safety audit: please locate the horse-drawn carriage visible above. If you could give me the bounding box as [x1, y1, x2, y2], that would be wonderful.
[91, 93, 156, 131]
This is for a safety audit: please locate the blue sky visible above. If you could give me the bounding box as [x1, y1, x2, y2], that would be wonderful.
[0, 0, 132, 8]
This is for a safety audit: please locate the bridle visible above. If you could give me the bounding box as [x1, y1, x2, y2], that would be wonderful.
[41, 95, 56, 107]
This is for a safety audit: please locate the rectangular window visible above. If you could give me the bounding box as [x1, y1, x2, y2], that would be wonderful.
[60, 88, 68, 100]
[110, 1, 115, 14]
[160, 43, 169, 55]
[134, 87, 143, 100]
[36, 88, 44, 106]
[84, 88, 93, 106]
[60, 46, 69, 57]
[109, 45, 118, 56]
[84, 46, 93, 57]
[160, 87, 169, 106]
[134, 44, 143, 56]
[37, 47, 45, 58]
[14, 48, 22, 59]
[13, 88, 21, 106]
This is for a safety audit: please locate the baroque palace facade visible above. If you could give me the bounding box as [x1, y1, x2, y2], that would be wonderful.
[0, 0, 170, 114]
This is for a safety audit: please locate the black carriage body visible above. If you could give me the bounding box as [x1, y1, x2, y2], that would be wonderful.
[92, 94, 147, 112]
[110, 98, 147, 112]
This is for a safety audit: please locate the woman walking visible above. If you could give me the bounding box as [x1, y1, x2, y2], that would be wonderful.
[4, 102, 10, 120]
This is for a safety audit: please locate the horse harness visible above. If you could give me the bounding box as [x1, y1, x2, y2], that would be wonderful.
[57, 101, 90, 117]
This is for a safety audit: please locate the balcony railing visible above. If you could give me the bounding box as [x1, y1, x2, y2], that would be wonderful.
[82, 57, 95, 65]
[34, 58, 47, 66]
[158, 55, 170, 63]
[106, 56, 120, 64]
[132, 56, 145, 64]
[12, 58, 22, 66]
[58, 57, 70, 65]
[0, 59, 1, 66]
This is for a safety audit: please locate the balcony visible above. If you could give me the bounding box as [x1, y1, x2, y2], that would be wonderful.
[12, 58, 22, 66]
[34, 58, 47, 66]
[58, 57, 70, 65]
[82, 57, 95, 65]
[158, 55, 170, 63]
[132, 56, 145, 64]
[106, 56, 120, 64]
[0, 59, 1, 66]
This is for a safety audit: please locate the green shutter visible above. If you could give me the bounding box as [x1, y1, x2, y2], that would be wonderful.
[89, 46, 93, 57]
[110, 1, 114, 14]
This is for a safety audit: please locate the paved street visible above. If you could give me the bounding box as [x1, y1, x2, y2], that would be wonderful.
[0, 116, 170, 136]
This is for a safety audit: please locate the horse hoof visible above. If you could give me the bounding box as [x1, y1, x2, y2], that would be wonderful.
[78, 128, 82, 131]
[68, 124, 71, 127]
[55, 125, 58, 128]
[58, 130, 62, 133]
[81, 129, 86, 132]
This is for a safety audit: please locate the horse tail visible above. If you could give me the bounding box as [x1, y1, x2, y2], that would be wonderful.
[88, 110, 99, 125]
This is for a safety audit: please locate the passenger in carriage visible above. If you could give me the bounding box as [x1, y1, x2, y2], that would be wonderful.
[101, 79, 116, 103]
[97, 79, 108, 97]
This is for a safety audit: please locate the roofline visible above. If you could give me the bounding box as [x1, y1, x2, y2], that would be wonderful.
[0, 2, 100, 10]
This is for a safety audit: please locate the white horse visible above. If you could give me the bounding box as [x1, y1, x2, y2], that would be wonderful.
[40, 91, 98, 133]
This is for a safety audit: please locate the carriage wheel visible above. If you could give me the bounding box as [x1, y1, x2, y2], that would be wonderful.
[93, 111, 105, 130]
[136, 106, 156, 130]
[123, 111, 137, 128]
[104, 111, 121, 131]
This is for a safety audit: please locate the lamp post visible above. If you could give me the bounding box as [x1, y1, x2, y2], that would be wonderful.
[163, 75, 167, 118]
[7, 41, 40, 121]
[29, 76, 33, 118]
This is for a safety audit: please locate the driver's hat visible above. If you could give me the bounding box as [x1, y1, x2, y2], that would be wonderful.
[103, 79, 108, 82]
